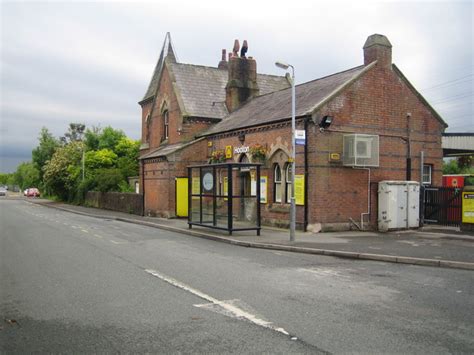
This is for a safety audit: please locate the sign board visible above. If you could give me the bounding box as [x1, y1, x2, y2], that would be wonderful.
[462, 192, 474, 224]
[234, 146, 249, 154]
[260, 176, 268, 203]
[202, 173, 214, 191]
[295, 129, 306, 145]
[294, 175, 305, 205]
[225, 145, 233, 159]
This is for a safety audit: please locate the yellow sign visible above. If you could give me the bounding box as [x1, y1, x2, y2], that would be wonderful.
[223, 177, 228, 198]
[225, 145, 233, 159]
[462, 192, 474, 224]
[176, 178, 188, 217]
[294, 175, 305, 205]
[329, 153, 341, 161]
[260, 176, 268, 203]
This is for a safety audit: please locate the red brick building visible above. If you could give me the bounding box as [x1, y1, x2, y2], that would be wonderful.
[139, 33, 446, 231]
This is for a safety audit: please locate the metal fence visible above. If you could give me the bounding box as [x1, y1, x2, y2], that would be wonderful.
[422, 186, 462, 226]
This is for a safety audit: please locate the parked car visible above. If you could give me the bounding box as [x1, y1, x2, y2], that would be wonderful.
[0, 187, 6, 196]
[26, 188, 40, 197]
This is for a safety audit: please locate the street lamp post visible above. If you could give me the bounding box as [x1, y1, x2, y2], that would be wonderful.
[275, 61, 296, 242]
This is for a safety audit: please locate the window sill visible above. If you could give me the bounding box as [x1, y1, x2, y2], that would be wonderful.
[268, 204, 290, 213]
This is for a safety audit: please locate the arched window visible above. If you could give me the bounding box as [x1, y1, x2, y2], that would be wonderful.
[163, 110, 169, 140]
[285, 163, 293, 203]
[274, 164, 282, 203]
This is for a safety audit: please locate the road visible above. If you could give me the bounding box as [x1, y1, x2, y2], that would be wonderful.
[1, 198, 473, 353]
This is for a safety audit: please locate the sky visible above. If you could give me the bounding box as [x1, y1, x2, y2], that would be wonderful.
[1, 0, 472, 173]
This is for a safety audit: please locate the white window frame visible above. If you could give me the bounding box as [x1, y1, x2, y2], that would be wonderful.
[422, 164, 432, 185]
[274, 164, 282, 203]
[163, 110, 169, 140]
[285, 163, 292, 203]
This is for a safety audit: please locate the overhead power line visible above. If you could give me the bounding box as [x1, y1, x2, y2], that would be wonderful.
[421, 73, 473, 92]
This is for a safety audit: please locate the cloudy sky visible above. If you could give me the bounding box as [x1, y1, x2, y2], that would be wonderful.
[1, 0, 472, 172]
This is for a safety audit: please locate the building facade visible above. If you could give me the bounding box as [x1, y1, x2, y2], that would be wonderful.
[139, 33, 446, 231]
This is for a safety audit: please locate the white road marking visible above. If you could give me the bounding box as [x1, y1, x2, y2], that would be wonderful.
[145, 269, 290, 337]
[110, 239, 127, 244]
[93, 234, 103, 239]
[81, 229, 89, 233]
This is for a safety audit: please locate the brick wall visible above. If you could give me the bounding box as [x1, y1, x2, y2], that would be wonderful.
[85, 191, 143, 215]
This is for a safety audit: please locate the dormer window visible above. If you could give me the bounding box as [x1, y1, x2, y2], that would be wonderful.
[163, 110, 169, 140]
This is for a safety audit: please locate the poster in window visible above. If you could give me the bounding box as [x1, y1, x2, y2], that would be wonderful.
[260, 176, 268, 203]
[294, 175, 305, 205]
[192, 177, 200, 195]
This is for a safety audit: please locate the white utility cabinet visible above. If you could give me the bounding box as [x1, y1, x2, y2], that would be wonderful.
[378, 181, 420, 232]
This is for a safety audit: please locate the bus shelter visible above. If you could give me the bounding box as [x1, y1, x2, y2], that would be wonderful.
[187, 163, 261, 235]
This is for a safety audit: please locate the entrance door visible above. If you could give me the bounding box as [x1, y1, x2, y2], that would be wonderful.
[176, 177, 188, 217]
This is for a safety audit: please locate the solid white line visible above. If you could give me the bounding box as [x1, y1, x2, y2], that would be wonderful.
[145, 269, 290, 336]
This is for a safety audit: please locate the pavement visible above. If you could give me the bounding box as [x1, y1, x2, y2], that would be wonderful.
[25, 197, 474, 271]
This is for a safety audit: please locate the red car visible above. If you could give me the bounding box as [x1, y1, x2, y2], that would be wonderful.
[26, 188, 40, 197]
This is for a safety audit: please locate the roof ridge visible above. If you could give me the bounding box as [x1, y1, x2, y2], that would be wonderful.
[247, 64, 367, 101]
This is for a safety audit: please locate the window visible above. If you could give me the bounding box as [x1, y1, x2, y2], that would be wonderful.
[163, 110, 169, 140]
[422, 164, 432, 185]
[285, 163, 293, 203]
[274, 164, 282, 203]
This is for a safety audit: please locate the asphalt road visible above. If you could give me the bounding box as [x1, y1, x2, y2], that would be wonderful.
[1, 199, 473, 353]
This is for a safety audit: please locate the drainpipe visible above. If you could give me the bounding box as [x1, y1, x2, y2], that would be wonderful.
[353, 167, 371, 230]
[303, 117, 309, 232]
[406, 113, 412, 180]
[141, 160, 145, 216]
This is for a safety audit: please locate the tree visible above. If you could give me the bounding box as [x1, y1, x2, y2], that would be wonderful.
[114, 137, 140, 178]
[85, 149, 117, 172]
[84, 126, 101, 151]
[98, 126, 125, 151]
[94, 168, 125, 192]
[443, 157, 474, 175]
[43, 141, 83, 200]
[60, 123, 86, 144]
[32, 127, 60, 184]
[13, 162, 40, 190]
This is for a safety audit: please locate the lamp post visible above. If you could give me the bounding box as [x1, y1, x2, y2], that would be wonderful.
[275, 61, 295, 242]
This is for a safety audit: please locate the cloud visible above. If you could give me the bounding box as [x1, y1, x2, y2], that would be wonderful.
[1, 0, 472, 172]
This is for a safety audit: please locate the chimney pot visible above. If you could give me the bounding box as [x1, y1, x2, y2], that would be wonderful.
[218, 49, 228, 70]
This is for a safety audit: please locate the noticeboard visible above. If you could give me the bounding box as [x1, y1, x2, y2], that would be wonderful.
[294, 175, 305, 205]
[462, 192, 474, 224]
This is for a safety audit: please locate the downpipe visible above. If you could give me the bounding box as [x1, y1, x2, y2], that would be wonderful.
[353, 167, 371, 230]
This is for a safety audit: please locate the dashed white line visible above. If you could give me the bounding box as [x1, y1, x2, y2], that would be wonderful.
[110, 240, 127, 244]
[93, 234, 103, 239]
[81, 229, 89, 233]
[145, 269, 291, 337]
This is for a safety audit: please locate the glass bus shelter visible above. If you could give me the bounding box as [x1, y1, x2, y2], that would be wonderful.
[187, 163, 261, 235]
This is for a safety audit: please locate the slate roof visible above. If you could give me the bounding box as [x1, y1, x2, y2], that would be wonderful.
[200, 65, 371, 136]
[140, 139, 204, 160]
[167, 63, 290, 119]
[142, 32, 177, 102]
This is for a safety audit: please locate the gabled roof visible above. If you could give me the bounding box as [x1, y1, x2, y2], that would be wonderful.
[392, 64, 448, 128]
[200, 64, 373, 136]
[167, 63, 290, 119]
[141, 32, 177, 102]
[140, 34, 290, 118]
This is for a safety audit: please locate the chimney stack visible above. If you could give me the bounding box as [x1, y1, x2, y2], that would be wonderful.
[225, 39, 259, 112]
[363, 34, 392, 69]
[218, 49, 228, 70]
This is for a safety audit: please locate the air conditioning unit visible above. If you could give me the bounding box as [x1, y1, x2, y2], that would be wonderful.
[343, 134, 379, 167]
